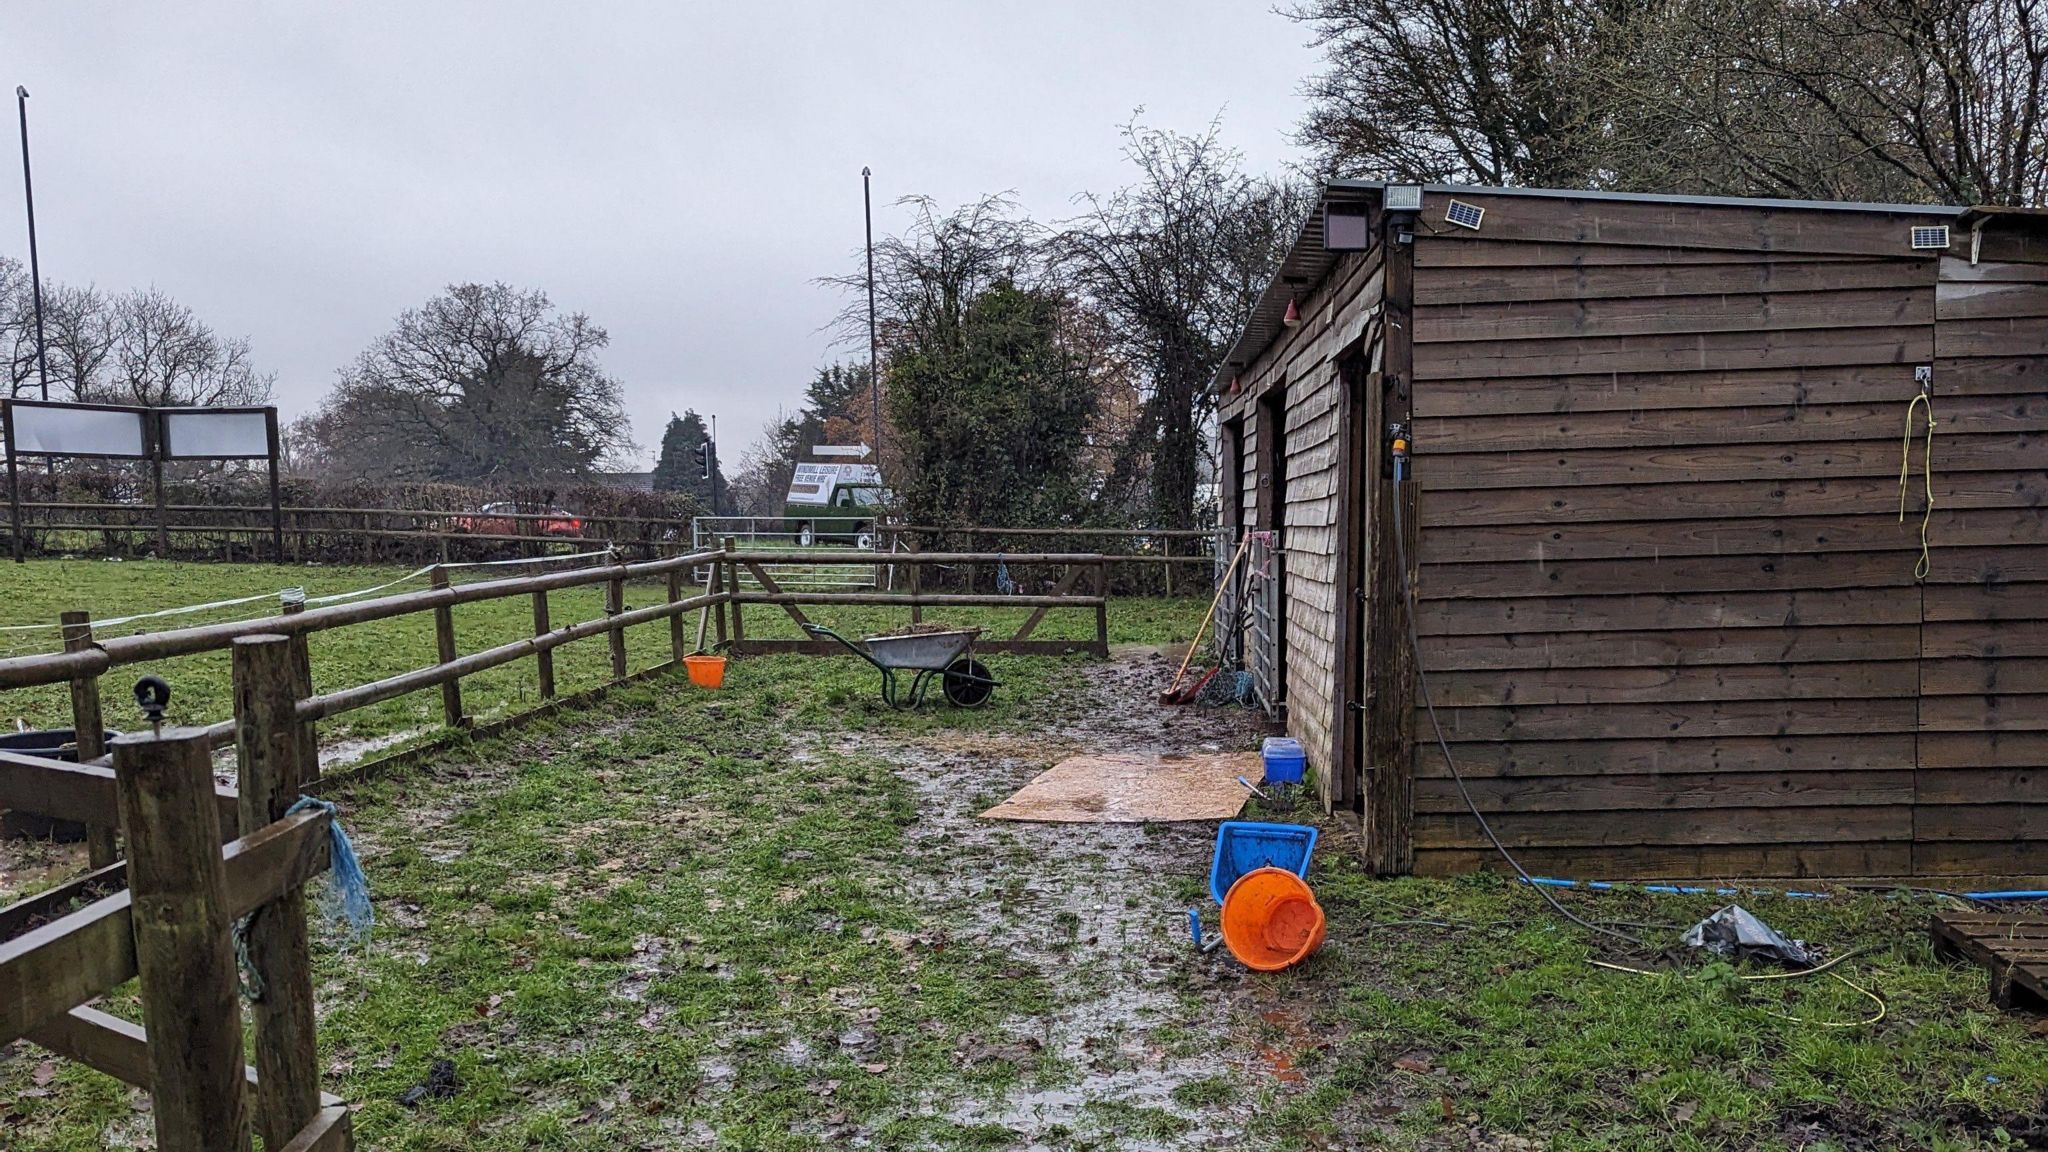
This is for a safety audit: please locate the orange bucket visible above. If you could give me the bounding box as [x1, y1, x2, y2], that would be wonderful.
[683, 654, 726, 689]
[1220, 866, 1326, 972]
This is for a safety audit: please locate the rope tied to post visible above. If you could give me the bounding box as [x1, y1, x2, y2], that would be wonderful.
[1897, 383, 1938, 582]
[233, 796, 373, 1001]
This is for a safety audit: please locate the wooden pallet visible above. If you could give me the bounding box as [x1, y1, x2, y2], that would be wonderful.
[1931, 911, 2048, 1012]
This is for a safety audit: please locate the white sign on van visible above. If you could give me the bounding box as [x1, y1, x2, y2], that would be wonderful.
[786, 461, 882, 505]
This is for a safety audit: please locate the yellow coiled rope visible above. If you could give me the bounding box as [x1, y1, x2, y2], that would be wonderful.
[1898, 386, 1938, 581]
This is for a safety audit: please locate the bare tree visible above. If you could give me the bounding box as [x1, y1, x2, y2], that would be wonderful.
[1293, 0, 2045, 205]
[295, 282, 633, 482]
[1288, 0, 1635, 185]
[83, 288, 274, 408]
[1681, 0, 2048, 205]
[1, 256, 41, 398]
[1056, 119, 1307, 528]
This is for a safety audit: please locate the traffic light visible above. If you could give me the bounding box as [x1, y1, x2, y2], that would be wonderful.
[695, 439, 712, 480]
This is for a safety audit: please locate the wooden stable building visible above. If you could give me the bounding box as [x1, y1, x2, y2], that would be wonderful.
[1215, 183, 2047, 879]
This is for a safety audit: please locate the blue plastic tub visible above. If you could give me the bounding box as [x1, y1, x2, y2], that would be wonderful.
[1261, 736, 1306, 785]
[1209, 820, 1318, 905]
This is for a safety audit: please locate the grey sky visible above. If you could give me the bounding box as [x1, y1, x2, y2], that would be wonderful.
[3, 3, 1314, 466]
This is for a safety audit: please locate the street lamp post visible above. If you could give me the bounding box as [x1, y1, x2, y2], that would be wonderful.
[15, 86, 48, 399]
[862, 166, 879, 468]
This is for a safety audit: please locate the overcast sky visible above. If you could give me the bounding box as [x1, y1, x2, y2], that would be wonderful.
[3, 3, 1315, 466]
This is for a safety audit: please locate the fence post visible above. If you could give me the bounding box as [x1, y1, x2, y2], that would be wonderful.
[1094, 559, 1109, 659]
[669, 567, 689, 664]
[111, 724, 253, 1152]
[606, 567, 629, 679]
[231, 635, 322, 1150]
[429, 566, 465, 727]
[713, 552, 729, 651]
[280, 598, 318, 781]
[907, 535, 922, 625]
[531, 588, 556, 700]
[724, 537, 745, 652]
[59, 610, 118, 868]
[1163, 536, 1173, 598]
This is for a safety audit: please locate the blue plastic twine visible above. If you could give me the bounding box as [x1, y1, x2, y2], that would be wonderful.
[995, 555, 1016, 596]
[287, 796, 374, 944]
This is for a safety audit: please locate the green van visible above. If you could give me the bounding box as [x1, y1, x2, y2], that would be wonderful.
[783, 459, 889, 548]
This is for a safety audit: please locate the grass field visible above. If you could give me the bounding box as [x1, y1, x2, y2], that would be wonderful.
[1, 561, 2045, 1150]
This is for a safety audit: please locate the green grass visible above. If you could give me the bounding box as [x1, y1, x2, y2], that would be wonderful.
[1, 560, 2044, 1149]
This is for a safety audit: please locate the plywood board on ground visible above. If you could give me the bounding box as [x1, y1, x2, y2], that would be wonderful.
[981, 752, 1257, 823]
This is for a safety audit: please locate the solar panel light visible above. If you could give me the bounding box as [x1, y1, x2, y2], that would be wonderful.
[1445, 199, 1486, 230]
[1910, 225, 1951, 250]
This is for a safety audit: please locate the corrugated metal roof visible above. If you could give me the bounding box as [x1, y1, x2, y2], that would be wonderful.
[1212, 181, 2017, 395]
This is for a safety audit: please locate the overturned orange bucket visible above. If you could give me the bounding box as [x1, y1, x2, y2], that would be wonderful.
[1220, 866, 1326, 972]
[683, 654, 727, 689]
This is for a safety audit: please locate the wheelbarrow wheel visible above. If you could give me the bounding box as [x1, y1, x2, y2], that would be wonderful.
[942, 657, 995, 708]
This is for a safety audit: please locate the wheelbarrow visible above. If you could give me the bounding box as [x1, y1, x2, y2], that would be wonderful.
[801, 623, 998, 709]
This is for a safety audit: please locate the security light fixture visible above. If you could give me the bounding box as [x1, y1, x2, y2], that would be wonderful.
[1383, 184, 1423, 211]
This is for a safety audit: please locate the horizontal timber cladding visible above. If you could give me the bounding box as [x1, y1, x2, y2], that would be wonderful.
[1915, 219, 2048, 875]
[1404, 188, 1982, 878]
[1223, 243, 1386, 806]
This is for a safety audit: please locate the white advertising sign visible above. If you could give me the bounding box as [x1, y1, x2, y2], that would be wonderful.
[8, 403, 150, 457]
[162, 410, 272, 459]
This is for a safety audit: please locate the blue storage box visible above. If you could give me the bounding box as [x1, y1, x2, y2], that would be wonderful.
[1261, 736, 1306, 785]
[1209, 820, 1318, 905]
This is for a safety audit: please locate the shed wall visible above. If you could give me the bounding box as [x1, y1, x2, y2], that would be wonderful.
[1403, 191, 2046, 877]
[1917, 224, 2048, 874]
[1228, 246, 1384, 806]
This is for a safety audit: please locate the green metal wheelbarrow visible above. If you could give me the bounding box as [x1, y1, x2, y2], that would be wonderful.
[802, 623, 999, 709]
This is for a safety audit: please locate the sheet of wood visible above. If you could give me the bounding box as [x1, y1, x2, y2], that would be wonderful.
[980, 752, 1257, 824]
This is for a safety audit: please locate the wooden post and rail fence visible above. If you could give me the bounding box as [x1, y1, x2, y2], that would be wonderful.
[0, 541, 1130, 1144]
[6, 500, 1217, 592]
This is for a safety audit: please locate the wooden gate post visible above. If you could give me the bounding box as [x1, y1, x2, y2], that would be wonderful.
[723, 538, 745, 652]
[712, 553, 729, 650]
[429, 566, 465, 728]
[1094, 560, 1110, 658]
[111, 724, 253, 1152]
[669, 567, 689, 665]
[606, 568, 629, 679]
[280, 598, 319, 781]
[59, 610, 117, 868]
[531, 588, 556, 700]
[906, 536, 923, 625]
[232, 635, 321, 1149]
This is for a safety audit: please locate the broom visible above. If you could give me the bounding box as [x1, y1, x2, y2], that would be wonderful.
[1161, 533, 1251, 704]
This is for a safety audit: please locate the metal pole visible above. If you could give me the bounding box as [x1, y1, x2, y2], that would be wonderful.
[16, 87, 48, 399]
[862, 166, 879, 467]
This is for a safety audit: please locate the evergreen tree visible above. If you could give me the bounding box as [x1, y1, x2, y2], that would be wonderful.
[651, 409, 723, 510]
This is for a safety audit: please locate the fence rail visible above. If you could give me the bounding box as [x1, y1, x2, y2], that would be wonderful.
[7, 501, 1217, 593]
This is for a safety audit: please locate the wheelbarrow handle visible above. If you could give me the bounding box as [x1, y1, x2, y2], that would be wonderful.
[802, 623, 888, 675]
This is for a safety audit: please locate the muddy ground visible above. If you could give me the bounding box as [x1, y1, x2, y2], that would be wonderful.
[809, 650, 1289, 1146]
